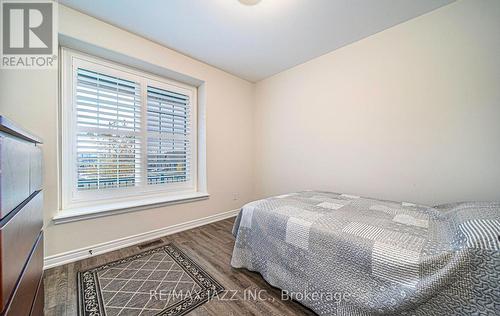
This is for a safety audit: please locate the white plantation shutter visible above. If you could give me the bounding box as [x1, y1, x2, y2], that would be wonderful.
[147, 86, 191, 185]
[75, 68, 142, 190]
[62, 50, 199, 210]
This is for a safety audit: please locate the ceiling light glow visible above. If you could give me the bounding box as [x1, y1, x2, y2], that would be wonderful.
[239, 0, 261, 6]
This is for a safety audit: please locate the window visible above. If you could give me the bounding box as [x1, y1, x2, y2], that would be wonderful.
[61, 49, 204, 213]
[75, 68, 142, 191]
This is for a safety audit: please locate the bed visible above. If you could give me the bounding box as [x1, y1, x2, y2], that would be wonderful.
[231, 191, 500, 315]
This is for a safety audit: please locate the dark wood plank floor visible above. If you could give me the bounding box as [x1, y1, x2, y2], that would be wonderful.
[44, 217, 316, 315]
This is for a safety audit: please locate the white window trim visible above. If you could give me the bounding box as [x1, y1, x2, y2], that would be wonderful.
[58, 48, 207, 222]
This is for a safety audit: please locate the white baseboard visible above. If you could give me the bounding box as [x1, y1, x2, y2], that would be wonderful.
[43, 209, 240, 269]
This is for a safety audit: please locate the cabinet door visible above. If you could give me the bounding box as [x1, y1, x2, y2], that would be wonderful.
[30, 277, 44, 316]
[4, 233, 44, 316]
[0, 135, 32, 219]
[0, 192, 43, 312]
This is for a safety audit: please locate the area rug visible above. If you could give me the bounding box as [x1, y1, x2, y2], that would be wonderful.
[77, 243, 224, 316]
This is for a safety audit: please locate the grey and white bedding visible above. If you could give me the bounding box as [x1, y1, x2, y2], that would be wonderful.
[231, 191, 500, 315]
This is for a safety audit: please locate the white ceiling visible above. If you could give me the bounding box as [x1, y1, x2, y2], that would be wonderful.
[60, 0, 454, 82]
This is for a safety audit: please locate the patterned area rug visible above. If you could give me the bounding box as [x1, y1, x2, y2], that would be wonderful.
[78, 244, 224, 316]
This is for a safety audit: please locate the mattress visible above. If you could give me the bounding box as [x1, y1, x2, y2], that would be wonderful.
[231, 191, 500, 315]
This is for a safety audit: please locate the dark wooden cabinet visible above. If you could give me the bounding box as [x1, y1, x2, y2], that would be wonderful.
[0, 116, 44, 316]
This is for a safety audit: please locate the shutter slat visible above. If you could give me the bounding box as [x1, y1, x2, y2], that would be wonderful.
[77, 95, 140, 111]
[77, 78, 140, 96]
[147, 87, 189, 99]
[77, 101, 140, 114]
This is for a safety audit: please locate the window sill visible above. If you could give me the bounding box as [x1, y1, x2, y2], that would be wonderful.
[53, 192, 210, 225]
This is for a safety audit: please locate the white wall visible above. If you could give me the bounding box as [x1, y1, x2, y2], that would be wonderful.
[0, 5, 255, 257]
[1, 0, 499, 260]
[254, 0, 500, 205]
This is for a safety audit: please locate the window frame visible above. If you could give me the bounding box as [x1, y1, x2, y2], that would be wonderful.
[60, 48, 199, 212]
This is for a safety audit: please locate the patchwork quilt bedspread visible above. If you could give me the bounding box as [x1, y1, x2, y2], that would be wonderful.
[231, 191, 500, 315]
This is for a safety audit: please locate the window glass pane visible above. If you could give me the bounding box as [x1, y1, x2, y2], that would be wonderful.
[147, 85, 190, 185]
[75, 68, 142, 190]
